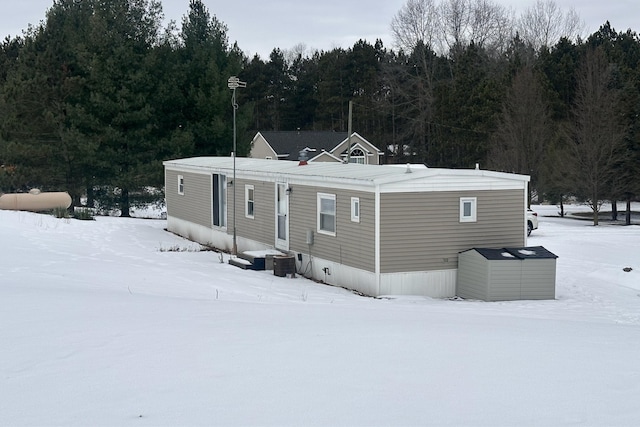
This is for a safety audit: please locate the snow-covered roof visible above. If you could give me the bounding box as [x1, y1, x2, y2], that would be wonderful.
[470, 246, 558, 260]
[164, 157, 529, 189]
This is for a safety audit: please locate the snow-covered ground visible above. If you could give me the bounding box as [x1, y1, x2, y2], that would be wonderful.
[1, 204, 640, 426]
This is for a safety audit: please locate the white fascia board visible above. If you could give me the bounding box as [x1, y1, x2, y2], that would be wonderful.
[253, 132, 279, 158]
[372, 168, 530, 187]
[351, 132, 384, 154]
[329, 133, 372, 155]
[379, 177, 528, 193]
[188, 166, 378, 192]
[309, 151, 343, 162]
[347, 142, 372, 154]
[163, 162, 218, 175]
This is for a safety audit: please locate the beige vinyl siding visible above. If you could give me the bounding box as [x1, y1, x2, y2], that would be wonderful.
[456, 250, 489, 300]
[165, 169, 212, 228]
[486, 261, 526, 301]
[379, 189, 524, 273]
[234, 178, 275, 245]
[249, 136, 277, 159]
[520, 259, 556, 300]
[289, 185, 375, 271]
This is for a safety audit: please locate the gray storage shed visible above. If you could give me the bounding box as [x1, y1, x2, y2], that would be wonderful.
[457, 246, 558, 301]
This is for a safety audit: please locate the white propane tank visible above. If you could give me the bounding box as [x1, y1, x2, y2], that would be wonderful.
[0, 189, 72, 212]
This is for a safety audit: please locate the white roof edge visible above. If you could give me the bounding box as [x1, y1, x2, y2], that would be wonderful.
[163, 157, 530, 187]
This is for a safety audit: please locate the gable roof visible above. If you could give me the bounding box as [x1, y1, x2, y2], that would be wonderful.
[258, 131, 348, 161]
[330, 132, 384, 157]
[309, 150, 343, 162]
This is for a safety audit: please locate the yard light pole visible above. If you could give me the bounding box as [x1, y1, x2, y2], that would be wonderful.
[228, 76, 246, 256]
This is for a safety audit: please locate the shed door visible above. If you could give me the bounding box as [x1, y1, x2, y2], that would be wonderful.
[275, 183, 289, 250]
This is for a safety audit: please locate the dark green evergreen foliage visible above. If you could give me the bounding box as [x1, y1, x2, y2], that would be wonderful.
[432, 42, 503, 168]
[289, 52, 320, 130]
[0, 1, 93, 199]
[379, 42, 439, 164]
[539, 38, 580, 121]
[585, 24, 640, 211]
[314, 48, 350, 131]
[73, 0, 168, 216]
[2, 0, 640, 213]
[0, 0, 243, 215]
[178, 0, 242, 157]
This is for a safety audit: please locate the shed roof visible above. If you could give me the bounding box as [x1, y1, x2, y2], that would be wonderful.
[470, 246, 558, 260]
[163, 157, 530, 188]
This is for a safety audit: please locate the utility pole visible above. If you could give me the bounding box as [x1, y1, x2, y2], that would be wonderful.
[228, 76, 246, 256]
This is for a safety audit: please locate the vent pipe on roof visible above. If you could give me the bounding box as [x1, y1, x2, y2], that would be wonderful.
[405, 163, 412, 173]
[475, 163, 480, 170]
[298, 150, 308, 166]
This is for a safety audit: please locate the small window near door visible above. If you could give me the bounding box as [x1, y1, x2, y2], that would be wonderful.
[178, 175, 184, 195]
[245, 185, 254, 218]
[351, 197, 360, 222]
[317, 193, 336, 235]
[460, 197, 477, 222]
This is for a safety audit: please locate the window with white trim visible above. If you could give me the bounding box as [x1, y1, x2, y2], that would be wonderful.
[459, 197, 477, 222]
[178, 175, 184, 195]
[349, 148, 366, 164]
[351, 197, 360, 222]
[317, 193, 336, 235]
[245, 185, 254, 218]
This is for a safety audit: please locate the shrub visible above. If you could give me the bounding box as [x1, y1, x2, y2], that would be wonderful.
[73, 207, 95, 221]
[51, 206, 70, 218]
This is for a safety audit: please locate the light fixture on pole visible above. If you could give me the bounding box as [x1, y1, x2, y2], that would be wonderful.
[228, 76, 246, 256]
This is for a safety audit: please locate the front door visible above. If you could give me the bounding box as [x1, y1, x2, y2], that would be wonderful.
[275, 183, 289, 250]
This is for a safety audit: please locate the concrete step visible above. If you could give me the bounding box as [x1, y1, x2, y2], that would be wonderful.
[238, 252, 266, 270]
[228, 257, 253, 270]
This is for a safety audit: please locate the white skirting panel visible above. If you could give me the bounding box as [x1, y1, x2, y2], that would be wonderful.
[166, 218, 457, 299]
[378, 269, 457, 298]
[167, 216, 277, 254]
[297, 252, 456, 298]
[167, 216, 232, 251]
[298, 254, 378, 297]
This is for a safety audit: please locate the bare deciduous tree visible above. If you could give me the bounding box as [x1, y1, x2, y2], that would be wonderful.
[489, 66, 552, 203]
[390, 0, 440, 53]
[569, 47, 626, 225]
[391, 0, 513, 56]
[517, 0, 584, 50]
[439, 0, 513, 55]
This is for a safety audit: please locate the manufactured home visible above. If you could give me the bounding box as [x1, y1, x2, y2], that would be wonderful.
[163, 157, 530, 298]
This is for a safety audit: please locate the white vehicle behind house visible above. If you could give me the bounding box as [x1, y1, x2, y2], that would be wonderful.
[527, 209, 539, 236]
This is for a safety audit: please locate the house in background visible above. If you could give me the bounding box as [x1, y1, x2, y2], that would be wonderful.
[163, 157, 530, 298]
[249, 131, 384, 164]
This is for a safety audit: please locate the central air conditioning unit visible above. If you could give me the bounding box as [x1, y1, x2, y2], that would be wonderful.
[273, 255, 296, 277]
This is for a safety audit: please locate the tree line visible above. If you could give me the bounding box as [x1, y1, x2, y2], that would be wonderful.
[0, 0, 639, 223]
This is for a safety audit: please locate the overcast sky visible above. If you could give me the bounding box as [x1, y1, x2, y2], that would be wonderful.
[1, 0, 637, 58]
